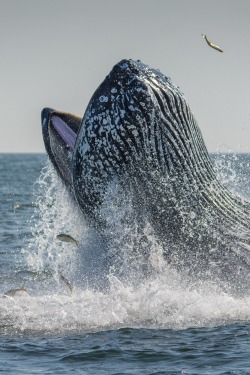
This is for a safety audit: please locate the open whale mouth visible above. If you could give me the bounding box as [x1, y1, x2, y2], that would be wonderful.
[50, 115, 77, 150]
[41, 107, 82, 186]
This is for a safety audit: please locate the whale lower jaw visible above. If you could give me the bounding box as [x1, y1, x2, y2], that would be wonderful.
[41, 108, 82, 187]
[50, 115, 77, 150]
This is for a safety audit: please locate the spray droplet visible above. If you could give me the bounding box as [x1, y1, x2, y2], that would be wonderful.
[190, 212, 196, 219]
[99, 96, 108, 103]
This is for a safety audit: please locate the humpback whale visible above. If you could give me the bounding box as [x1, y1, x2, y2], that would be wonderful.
[41, 59, 250, 294]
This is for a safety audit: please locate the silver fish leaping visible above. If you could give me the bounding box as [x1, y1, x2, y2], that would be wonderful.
[201, 34, 223, 53]
[59, 274, 73, 293]
[4, 286, 29, 297]
[56, 234, 79, 246]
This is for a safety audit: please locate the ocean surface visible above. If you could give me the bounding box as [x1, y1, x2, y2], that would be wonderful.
[0, 153, 249, 374]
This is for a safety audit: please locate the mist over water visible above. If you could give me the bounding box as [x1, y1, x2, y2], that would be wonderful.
[0, 154, 249, 337]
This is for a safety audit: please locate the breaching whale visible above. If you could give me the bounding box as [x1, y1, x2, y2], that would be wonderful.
[41, 59, 250, 294]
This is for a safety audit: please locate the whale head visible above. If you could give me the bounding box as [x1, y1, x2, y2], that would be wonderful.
[71, 59, 215, 217]
[41, 59, 250, 293]
[42, 59, 215, 217]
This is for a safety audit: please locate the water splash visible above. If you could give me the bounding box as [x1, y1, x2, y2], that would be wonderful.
[1, 156, 249, 337]
[212, 153, 250, 199]
[0, 271, 249, 337]
[23, 161, 86, 285]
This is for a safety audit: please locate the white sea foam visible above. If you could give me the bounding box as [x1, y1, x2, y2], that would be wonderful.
[0, 272, 250, 336]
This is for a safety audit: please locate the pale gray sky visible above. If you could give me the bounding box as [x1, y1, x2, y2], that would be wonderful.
[1, 0, 250, 152]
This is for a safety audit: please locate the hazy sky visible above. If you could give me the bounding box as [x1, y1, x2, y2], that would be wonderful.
[1, 0, 250, 152]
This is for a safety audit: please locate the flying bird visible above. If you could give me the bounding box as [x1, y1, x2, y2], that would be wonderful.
[201, 34, 223, 53]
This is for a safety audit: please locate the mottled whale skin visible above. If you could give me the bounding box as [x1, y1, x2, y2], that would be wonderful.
[42, 59, 250, 294]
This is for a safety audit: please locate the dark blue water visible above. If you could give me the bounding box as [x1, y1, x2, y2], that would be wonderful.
[0, 153, 249, 374]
